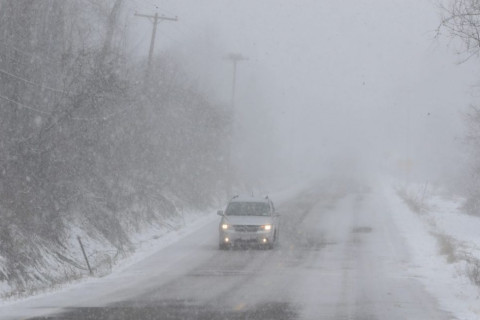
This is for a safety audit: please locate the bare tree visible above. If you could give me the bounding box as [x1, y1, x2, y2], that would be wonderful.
[439, 0, 480, 60]
[438, 1, 480, 215]
[0, 0, 230, 295]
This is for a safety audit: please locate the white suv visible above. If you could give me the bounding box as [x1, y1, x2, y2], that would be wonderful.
[217, 195, 280, 249]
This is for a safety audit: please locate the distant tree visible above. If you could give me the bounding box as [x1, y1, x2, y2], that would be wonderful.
[439, 0, 480, 60]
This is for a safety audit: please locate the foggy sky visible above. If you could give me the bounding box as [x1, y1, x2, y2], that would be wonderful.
[127, 0, 479, 187]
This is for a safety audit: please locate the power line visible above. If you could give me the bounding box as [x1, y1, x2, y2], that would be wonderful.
[0, 67, 66, 95]
[0, 93, 51, 115]
[70, 104, 135, 122]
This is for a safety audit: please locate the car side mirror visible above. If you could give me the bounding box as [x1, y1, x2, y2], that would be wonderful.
[217, 210, 224, 216]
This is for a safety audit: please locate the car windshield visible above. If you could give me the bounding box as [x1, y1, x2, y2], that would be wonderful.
[225, 202, 270, 216]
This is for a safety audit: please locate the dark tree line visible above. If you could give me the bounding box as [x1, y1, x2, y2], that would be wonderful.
[0, 0, 229, 290]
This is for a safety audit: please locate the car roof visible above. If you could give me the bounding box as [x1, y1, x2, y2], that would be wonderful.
[229, 195, 271, 203]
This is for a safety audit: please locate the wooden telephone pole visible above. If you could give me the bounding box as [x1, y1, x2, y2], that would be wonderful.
[224, 53, 248, 198]
[134, 11, 178, 79]
[225, 53, 249, 110]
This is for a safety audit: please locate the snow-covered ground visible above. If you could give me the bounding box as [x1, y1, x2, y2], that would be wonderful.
[1, 178, 479, 319]
[386, 182, 480, 319]
[0, 208, 218, 307]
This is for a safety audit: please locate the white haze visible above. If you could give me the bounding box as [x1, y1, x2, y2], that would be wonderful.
[128, 0, 479, 189]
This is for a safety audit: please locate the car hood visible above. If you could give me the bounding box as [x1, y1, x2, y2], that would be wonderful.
[223, 215, 272, 226]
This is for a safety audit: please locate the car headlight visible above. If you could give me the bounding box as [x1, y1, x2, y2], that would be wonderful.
[261, 224, 272, 231]
[221, 223, 229, 230]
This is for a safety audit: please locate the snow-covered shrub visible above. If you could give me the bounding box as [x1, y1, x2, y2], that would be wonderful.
[396, 187, 429, 214]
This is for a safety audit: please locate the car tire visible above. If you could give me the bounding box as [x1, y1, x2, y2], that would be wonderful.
[219, 243, 228, 250]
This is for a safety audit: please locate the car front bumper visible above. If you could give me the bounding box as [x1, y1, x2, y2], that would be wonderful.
[219, 229, 274, 246]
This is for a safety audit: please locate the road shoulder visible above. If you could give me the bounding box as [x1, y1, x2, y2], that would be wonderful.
[386, 183, 480, 319]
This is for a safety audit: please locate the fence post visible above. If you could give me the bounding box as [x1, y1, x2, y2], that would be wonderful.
[77, 236, 93, 275]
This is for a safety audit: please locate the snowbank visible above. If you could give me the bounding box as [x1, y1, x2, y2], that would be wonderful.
[0, 206, 216, 304]
[386, 182, 480, 319]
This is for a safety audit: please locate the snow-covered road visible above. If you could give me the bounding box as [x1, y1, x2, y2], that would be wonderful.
[0, 183, 454, 319]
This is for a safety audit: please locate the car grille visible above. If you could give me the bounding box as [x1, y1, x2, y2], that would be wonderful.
[233, 225, 260, 232]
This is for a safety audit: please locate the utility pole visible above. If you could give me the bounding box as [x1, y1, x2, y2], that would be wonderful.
[225, 53, 249, 110]
[224, 53, 248, 198]
[134, 11, 178, 79]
